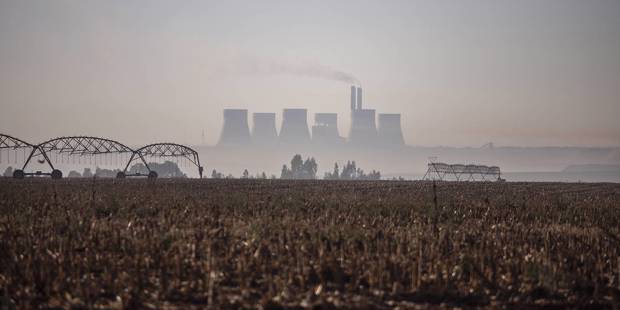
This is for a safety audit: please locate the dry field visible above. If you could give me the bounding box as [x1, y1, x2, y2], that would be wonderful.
[1, 178, 619, 309]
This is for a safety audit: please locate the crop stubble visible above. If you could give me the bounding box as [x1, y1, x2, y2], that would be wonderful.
[0, 179, 619, 308]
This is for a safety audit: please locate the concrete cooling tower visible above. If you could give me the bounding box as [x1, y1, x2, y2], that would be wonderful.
[252, 113, 278, 145]
[279, 108, 310, 144]
[218, 109, 251, 145]
[348, 109, 378, 145]
[377, 113, 405, 146]
[312, 113, 342, 145]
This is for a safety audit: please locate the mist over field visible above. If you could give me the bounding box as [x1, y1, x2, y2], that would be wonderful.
[192, 145, 620, 181]
[3, 2, 620, 308]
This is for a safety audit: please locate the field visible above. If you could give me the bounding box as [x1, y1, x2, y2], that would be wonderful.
[1, 179, 619, 309]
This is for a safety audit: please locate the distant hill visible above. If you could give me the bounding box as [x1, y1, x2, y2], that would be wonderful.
[562, 164, 620, 173]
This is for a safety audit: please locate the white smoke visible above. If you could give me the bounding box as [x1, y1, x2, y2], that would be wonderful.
[260, 60, 361, 85]
[217, 56, 360, 86]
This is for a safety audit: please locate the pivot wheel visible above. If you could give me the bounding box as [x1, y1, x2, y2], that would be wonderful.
[148, 171, 158, 179]
[116, 171, 126, 179]
[13, 169, 25, 179]
[51, 169, 63, 179]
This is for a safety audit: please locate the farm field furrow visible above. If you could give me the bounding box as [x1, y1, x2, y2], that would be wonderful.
[1, 179, 619, 309]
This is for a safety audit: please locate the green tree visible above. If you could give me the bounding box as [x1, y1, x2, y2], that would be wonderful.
[281, 164, 291, 179]
[3, 166, 13, 177]
[290, 155, 303, 177]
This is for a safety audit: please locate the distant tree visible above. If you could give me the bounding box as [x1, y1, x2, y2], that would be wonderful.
[281, 155, 318, 179]
[67, 170, 81, 178]
[340, 161, 356, 180]
[281, 164, 291, 179]
[211, 169, 223, 179]
[3, 166, 13, 177]
[290, 155, 303, 177]
[323, 161, 381, 180]
[261, 172, 267, 179]
[325, 163, 340, 180]
[129, 161, 186, 178]
[242, 169, 249, 179]
[95, 167, 120, 178]
[82, 168, 93, 178]
[302, 158, 318, 179]
[332, 163, 339, 179]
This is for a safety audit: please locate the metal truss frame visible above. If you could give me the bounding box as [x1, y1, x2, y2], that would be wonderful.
[130, 143, 203, 178]
[423, 160, 501, 182]
[2, 133, 204, 179]
[0, 134, 32, 149]
[21, 136, 144, 179]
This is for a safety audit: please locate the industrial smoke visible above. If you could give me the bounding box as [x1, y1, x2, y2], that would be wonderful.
[235, 57, 361, 85]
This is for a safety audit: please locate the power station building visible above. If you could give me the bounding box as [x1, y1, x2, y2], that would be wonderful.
[279, 109, 311, 144]
[312, 113, 343, 145]
[377, 113, 405, 146]
[218, 109, 251, 145]
[252, 113, 278, 145]
[217, 86, 405, 147]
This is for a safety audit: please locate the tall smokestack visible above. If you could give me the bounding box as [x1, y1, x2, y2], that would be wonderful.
[350, 85, 356, 111]
[356, 87, 362, 110]
[279, 108, 311, 144]
[218, 109, 251, 145]
[252, 113, 278, 145]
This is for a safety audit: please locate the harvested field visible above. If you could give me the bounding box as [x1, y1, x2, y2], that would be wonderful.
[1, 179, 619, 308]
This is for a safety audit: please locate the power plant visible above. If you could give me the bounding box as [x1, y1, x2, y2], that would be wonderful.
[251, 113, 278, 145]
[217, 86, 405, 147]
[377, 113, 405, 146]
[312, 113, 343, 145]
[218, 109, 251, 145]
[280, 109, 311, 144]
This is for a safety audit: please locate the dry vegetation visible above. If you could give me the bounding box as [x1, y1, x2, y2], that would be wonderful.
[1, 178, 620, 309]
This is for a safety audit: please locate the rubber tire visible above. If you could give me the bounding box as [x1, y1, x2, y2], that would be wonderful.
[13, 169, 25, 179]
[148, 171, 158, 179]
[116, 171, 126, 179]
[51, 169, 63, 180]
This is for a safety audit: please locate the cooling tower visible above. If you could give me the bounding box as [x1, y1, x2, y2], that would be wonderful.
[312, 113, 342, 145]
[348, 109, 378, 146]
[356, 87, 363, 110]
[252, 113, 278, 145]
[218, 109, 251, 145]
[377, 113, 405, 146]
[279, 108, 311, 144]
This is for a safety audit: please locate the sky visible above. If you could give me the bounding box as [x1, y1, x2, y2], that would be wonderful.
[1, 0, 619, 147]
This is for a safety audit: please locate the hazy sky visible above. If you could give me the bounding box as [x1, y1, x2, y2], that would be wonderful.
[1, 0, 619, 147]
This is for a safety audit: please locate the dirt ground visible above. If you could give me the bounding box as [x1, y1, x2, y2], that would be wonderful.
[1, 178, 619, 308]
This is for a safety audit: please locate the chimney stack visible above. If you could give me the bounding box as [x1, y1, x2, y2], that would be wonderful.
[356, 87, 362, 110]
[350, 85, 356, 111]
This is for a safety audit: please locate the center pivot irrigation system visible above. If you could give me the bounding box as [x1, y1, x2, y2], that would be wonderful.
[423, 158, 503, 182]
[0, 134, 203, 179]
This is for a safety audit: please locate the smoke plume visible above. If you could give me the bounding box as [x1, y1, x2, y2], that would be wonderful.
[218, 56, 360, 86]
[261, 61, 360, 85]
